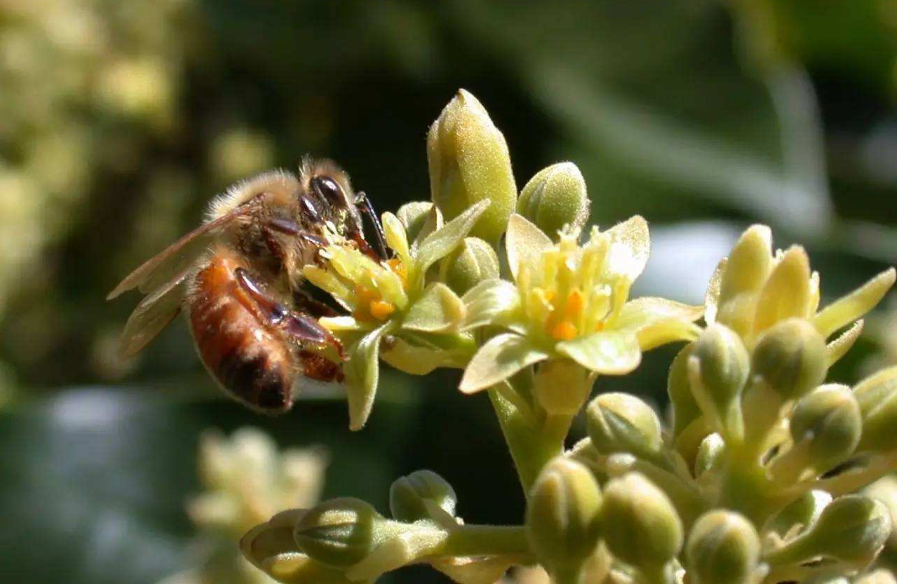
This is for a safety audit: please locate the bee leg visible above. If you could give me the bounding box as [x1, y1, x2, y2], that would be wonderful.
[354, 191, 390, 261]
[235, 267, 345, 359]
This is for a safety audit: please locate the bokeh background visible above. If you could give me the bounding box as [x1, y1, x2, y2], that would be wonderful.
[0, 0, 895, 582]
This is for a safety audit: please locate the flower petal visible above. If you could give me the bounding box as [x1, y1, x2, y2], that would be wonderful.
[302, 265, 353, 310]
[459, 333, 547, 394]
[704, 258, 726, 325]
[402, 283, 466, 333]
[753, 246, 812, 335]
[461, 278, 521, 330]
[416, 201, 489, 274]
[380, 332, 475, 375]
[319, 315, 366, 332]
[345, 324, 390, 431]
[605, 215, 650, 281]
[813, 268, 895, 338]
[719, 224, 772, 304]
[506, 213, 552, 281]
[826, 320, 863, 368]
[382, 212, 411, 264]
[614, 297, 704, 332]
[557, 331, 641, 374]
[635, 319, 702, 351]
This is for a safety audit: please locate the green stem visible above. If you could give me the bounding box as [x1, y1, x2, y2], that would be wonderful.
[443, 524, 531, 558]
[488, 389, 571, 493]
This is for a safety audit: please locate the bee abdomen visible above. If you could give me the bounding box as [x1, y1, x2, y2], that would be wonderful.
[187, 252, 295, 414]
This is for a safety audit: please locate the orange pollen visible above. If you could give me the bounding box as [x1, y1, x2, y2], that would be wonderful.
[551, 320, 578, 341]
[369, 300, 396, 321]
[594, 320, 605, 333]
[386, 258, 407, 283]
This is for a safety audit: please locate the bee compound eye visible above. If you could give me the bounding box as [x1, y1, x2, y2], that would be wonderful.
[313, 176, 344, 204]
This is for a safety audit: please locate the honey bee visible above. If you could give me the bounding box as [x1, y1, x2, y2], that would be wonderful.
[108, 159, 388, 414]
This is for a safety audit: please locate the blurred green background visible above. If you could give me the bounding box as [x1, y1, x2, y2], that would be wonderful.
[0, 0, 895, 582]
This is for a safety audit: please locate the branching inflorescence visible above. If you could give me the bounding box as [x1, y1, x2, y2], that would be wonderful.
[238, 90, 897, 583]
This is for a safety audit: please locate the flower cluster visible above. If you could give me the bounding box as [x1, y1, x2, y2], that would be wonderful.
[236, 90, 897, 583]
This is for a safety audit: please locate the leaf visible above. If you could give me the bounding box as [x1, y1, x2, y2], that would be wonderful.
[557, 331, 641, 374]
[605, 215, 650, 281]
[505, 214, 552, 281]
[401, 283, 465, 333]
[459, 333, 547, 394]
[813, 268, 895, 338]
[416, 201, 487, 273]
[344, 325, 390, 431]
[461, 278, 521, 330]
[826, 320, 864, 368]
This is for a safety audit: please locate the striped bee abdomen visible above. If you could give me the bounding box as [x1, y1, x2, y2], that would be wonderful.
[187, 249, 295, 414]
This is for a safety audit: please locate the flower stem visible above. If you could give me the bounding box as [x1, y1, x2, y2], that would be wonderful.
[443, 524, 531, 558]
[488, 389, 571, 493]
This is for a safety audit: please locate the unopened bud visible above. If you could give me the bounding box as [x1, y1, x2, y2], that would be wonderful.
[587, 392, 662, 459]
[690, 324, 749, 433]
[441, 237, 499, 295]
[862, 475, 897, 555]
[517, 162, 589, 239]
[668, 343, 700, 438]
[240, 510, 353, 583]
[767, 496, 891, 569]
[686, 510, 762, 584]
[766, 490, 832, 540]
[526, 457, 603, 578]
[427, 89, 516, 244]
[751, 319, 826, 400]
[390, 470, 457, 523]
[293, 498, 386, 569]
[789, 384, 861, 473]
[602, 473, 683, 570]
[396, 201, 434, 243]
[854, 367, 897, 453]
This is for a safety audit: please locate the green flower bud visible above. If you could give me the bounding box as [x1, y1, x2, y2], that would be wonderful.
[690, 324, 749, 435]
[533, 359, 593, 415]
[389, 470, 457, 523]
[602, 473, 683, 570]
[854, 367, 897, 452]
[788, 384, 861, 474]
[765, 490, 832, 540]
[686, 510, 762, 583]
[240, 510, 354, 583]
[396, 201, 434, 243]
[694, 433, 726, 480]
[427, 89, 516, 244]
[293, 498, 386, 569]
[668, 343, 700, 436]
[516, 162, 589, 239]
[441, 237, 499, 295]
[862, 475, 897, 556]
[751, 319, 827, 400]
[767, 496, 891, 569]
[526, 457, 603, 579]
[587, 392, 662, 459]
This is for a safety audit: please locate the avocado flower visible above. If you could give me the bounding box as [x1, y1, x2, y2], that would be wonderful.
[458, 214, 703, 394]
[302, 202, 487, 430]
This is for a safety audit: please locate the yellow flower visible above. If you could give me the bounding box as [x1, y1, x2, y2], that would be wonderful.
[302, 202, 486, 430]
[704, 224, 895, 364]
[459, 214, 703, 393]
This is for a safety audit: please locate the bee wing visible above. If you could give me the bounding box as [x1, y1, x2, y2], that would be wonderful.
[107, 204, 254, 300]
[118, 273, 187, 357]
